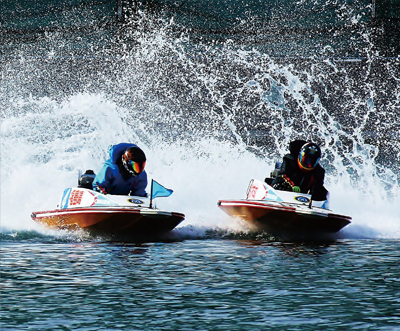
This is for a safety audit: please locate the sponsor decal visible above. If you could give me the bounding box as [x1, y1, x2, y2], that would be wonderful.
[246, 179, 284, 202]
[247, 184, 259, 199]
[60, 188, 72, 209]
[89, 191, 98, 206]
[128, 199, 144, 204]
[69, 190, 84, 206]
[295, 196, 310, 203]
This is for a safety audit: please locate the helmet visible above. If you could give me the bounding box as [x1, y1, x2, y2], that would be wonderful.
[122, 147, 146, 176]
[298, 143, 321, 171]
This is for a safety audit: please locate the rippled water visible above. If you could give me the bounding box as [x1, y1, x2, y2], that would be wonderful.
[2, 239, 400, 330]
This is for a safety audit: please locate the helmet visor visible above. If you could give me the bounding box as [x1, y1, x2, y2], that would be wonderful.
[130, 160, 146, 175]
[123, 157, 146, 176]
[298, 151, 320, 170]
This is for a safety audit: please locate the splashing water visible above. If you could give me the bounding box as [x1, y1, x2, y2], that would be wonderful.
[1, 10, 399, 240]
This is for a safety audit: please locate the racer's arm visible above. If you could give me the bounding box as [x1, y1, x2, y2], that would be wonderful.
[92, 165, 114, 194]
[272, 156, 298, 191]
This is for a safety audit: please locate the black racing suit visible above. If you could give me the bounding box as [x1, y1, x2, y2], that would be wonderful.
[271, 154, 327, 201]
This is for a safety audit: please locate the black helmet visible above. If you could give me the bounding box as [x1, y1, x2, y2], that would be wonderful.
[122, 146, 146, 176]
[298, 143, 321, 171]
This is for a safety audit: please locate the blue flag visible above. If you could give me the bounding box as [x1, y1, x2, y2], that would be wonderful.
[151, 180, 173, 200]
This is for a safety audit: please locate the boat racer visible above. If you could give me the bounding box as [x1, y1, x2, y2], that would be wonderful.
[92, 143, 148, 196]
[270, 140, 328, 201]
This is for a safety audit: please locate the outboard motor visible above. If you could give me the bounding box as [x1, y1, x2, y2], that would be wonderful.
[78, 170, 96, 189]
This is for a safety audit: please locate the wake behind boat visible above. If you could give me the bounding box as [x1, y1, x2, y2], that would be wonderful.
[32, 186, 185, 236]
[218, 179, 351, 235]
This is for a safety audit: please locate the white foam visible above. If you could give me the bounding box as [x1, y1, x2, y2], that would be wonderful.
[1, 93, 399, 238]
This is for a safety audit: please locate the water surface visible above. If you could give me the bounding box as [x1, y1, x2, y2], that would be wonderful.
[2, 238, 400, 330]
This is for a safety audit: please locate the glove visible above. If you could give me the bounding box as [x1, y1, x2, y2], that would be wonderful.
[274, 175, 295, 192]
[97, 186, 107, 195]
[292, 186, 301, 193]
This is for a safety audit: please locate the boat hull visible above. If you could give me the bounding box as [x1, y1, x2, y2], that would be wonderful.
[31, 207, 185, 235]
[218, 200, 351, 234]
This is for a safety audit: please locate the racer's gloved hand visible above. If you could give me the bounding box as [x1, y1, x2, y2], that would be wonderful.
[292, 186, 301, 193]
[97, 186, 107, 195]
[276, 175, 295, 192]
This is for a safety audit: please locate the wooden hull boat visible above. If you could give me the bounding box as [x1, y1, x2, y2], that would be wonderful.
[218, 179, 351, 235]
[31, 188, 185, 235]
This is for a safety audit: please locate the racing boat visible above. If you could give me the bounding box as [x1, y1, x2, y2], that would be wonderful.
[218, 179, 351, 235]
[32, 181, 185, 236]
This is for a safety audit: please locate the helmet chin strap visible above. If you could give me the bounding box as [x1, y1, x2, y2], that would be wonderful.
[127, 168, 137, 177]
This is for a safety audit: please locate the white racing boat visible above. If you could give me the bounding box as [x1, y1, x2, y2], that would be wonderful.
[218, 179, 351, 235]
[32, 186, 185, 236]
